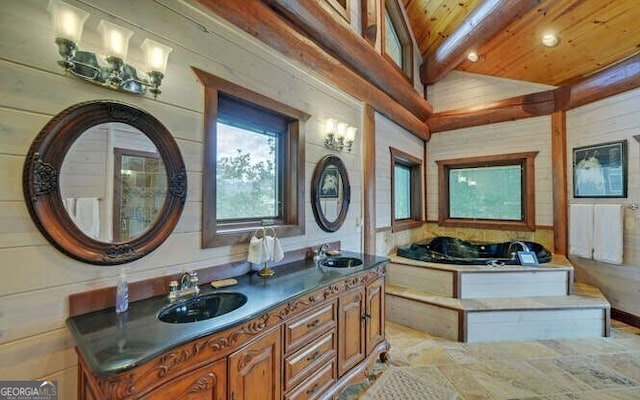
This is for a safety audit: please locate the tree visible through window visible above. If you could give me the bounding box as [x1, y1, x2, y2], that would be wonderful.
[437, 152, 538, 231]
[394, 163, 411, 219]
[195, 68, 308, 248]
[216, 122, 279, 221]
[391, 147, 423, 232]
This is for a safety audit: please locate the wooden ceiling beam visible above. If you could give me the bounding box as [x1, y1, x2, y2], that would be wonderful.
[427, 91, 555, 132]
[263, 0, 433, 120]
[557, 52, 640, 110]
[419, 0, 541, 85]
[197, 0, 430, 141]
[428, 51, 640, 133]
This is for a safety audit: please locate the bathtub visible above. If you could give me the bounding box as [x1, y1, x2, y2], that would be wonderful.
[396, 236, 552, 265]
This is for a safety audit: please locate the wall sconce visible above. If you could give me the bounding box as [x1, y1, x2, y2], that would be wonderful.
[48, 0, 172, 98]
[325, 118, 357, 152]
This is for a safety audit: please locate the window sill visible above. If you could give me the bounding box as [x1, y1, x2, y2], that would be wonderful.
[438, 218, 535, 232]
[391, 219, 423, 233]
[204, 224, 304, 248]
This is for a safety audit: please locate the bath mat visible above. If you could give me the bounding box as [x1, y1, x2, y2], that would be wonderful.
[359, 366, 458, 400]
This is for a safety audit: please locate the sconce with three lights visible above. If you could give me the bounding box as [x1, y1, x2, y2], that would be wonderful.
[324, 119, 357, 152]
[48, 0, 172, 98]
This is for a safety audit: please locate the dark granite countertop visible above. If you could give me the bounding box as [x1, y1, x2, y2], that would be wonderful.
[67, 252, 389, 376]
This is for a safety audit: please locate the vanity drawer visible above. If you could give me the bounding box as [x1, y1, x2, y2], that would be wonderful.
[285, 302, 336, 352]
[284, 330, 336, 391]
[284, 359, 335, 400]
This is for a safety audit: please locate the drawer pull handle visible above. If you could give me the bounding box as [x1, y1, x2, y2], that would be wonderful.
[306, 351, 321, 361]
[306, 319, 320, 328]
[361, 313, 371, 320]
[306, 384, 319, 395]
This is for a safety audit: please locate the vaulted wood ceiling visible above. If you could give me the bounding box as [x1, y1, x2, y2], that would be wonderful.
[404, 0, 640, 86]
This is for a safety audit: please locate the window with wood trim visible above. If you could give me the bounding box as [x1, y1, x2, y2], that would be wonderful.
[391, 147, 423, 232]
[196, 70, 308, 248]
[325, 0, 350, 22]
[382, 0, 413, 80]
[436, 152, 539, 231]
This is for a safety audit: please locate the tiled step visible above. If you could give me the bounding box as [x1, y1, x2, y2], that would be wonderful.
[386, 282, 610, 342]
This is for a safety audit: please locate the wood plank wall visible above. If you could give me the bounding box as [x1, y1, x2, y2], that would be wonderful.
[567, 88, 640, 316]
[0, 0, 369, 396]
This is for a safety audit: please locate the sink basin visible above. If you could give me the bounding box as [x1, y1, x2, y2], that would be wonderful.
[158, 292, 247, 324]
[320, 256, 363, 268]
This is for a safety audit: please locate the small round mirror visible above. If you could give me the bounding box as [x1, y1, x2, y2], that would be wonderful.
[311, 155, 350, 232]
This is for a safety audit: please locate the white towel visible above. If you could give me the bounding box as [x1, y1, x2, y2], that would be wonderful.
[73, 197, 100, 239]
[262, 236, 284, 262]
[272, 237, 284, 262]
[63, 197, 76, 217]
[593, 204, 624, 264]
[247, 236, 265, 264]
[569, 204, 594, 259]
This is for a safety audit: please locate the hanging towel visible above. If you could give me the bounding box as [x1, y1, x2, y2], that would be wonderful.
[73, 197, 100, 239]
[263, 235, 275, 261]
[593, 204, 624, 264]
[569, 204, 594, 259]
[247, 235, 266, 264]
[272, 237, 284, 262]
[63, 197, 77, 217]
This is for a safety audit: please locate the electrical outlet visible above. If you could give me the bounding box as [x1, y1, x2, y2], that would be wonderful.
[355, 217, 362, 232]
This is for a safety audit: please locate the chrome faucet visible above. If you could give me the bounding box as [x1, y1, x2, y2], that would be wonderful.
[168, 271, 200, 301]
[313, 244, 330, 264]
[508, 241, 530, 259]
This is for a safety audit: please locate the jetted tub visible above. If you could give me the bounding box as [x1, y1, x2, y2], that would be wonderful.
[396, 236, 552, 265]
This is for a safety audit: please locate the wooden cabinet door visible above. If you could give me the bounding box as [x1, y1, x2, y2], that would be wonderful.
[337, 288, 365, 377]
[365, 277, 385, 354]
[140, 358, 226, 400]
[228, 327, 282, 400]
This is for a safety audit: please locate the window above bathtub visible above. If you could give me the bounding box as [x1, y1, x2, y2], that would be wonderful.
[436, 151, 539, 231]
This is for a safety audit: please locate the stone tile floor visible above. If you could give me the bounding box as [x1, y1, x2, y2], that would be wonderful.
[343, 320, 640, 399]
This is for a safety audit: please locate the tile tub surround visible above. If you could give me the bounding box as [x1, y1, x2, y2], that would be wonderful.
[364, 321, 640, 400]
[385, 255, 611, 342]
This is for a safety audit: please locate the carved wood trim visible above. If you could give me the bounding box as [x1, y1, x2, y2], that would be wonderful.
[84, 264, 387, 398]
[237, 345, 272, 375]
[68, 241, 341, 317]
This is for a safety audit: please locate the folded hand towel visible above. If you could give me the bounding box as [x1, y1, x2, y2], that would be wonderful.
[247, 236, 265, 264]
[569, 204, 594, 259]
[593, 204, 624, 264]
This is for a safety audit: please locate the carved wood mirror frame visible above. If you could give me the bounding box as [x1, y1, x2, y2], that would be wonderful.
[23, 100, 187, 265]
[311, 155, 351, 232]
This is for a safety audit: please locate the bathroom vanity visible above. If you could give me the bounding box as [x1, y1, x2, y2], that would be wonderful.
[67, 254, 388, 400]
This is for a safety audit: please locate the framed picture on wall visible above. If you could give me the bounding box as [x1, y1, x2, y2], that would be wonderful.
[573, 140, 627, 198]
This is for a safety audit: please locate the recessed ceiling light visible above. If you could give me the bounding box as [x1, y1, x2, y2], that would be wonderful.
[467, 51, 479, 62]
[542, 34, 559, 47]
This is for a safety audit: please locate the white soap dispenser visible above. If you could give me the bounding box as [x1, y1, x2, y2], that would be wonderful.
[115, 267, 129, 313]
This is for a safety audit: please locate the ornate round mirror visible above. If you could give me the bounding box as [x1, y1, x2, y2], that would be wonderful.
[311, 155, 350, 232]
[23, 100, 187, 265]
